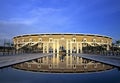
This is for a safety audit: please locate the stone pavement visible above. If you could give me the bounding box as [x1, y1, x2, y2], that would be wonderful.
[76, 54, 120, 68]
[0, 53, 51, 68]
[0, 53, 120, 69]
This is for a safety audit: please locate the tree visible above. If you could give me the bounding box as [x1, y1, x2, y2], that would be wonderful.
[116, 40, 120, 45]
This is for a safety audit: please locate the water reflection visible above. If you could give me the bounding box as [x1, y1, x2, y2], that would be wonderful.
[1, 67, 120, 83]
[13, 54, 113, 73]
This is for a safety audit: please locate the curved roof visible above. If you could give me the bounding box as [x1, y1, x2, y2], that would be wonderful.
[13, 33, 112, 39]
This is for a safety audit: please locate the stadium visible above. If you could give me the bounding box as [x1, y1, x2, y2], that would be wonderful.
[13, 33, 113, 72]
[13, 33, 112, 54]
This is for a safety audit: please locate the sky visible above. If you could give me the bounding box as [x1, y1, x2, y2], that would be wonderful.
[0, 0, 120, 42]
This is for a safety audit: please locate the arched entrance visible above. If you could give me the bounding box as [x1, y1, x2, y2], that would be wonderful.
[59, 38, 66, 61]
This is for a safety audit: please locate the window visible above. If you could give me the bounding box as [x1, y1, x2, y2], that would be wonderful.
[39, 38, 42, 42]
[93, 39, 96, 42]
[38, 64, 41, 68]
[72, 38, 76, 42]
[74, 56, 76, 60]
[74, 65, 76, 67]
[49, 56, 51, 60]
[101, 40, 103, 43]
[82, 38, 87, 42]
[105, 40, 107, 43]
[72, 47, 76, 53]
[49, 64, 52, 68]
[68, 40, 70, 43]
[49, 38, 53, 42]
[29, 38, 32, 42]
[73, 64, 76, 69]
[49, 47, 53, 53]
[22, 39, 25, 42]
[17, 40, 20, 43]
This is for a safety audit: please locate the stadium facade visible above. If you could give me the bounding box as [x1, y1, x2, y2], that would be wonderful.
[13, 33, 112, 54]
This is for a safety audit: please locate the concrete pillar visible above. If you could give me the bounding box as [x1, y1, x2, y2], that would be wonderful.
[57, 39, 59, 54]
[47, 43, 49, 53]
[70, 54, 72, 67]
[43, 43, 45, 53]
[42, 56, 45, 64]
[77, 42, 79, 53]
[107, 44, 109, 51]
[66, 40, 68, 54]
[80, 57, 82, 64]
[45, 56, 48, 64]
[53, 41, 55, 54]
[66, 54, 69, 67]
[53, 54, 55, 68]
[76, 56, 79, 64]
[80, 43, 83, 53]
[66, 40, 69, 67]
[70, 42, 72, 54]
[53, 41, 56, 68]
[16, 44, 19, 50]
[16, 44, 19, 54]
[70, 41, 73, 67]
[57, 39, 59, 68]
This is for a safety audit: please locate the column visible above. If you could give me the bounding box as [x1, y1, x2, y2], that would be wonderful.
[107, 44, 109, 51]
[66, 40, 68, 54]
[43, 43, 45, 53]
[57, 39, 59, 68]
[16, 44, 19, 54]
[46, 56, 48, 64]
[70, 41, 72, 67]
[42, 56, 45, 64]
[53, 41, 55, 54]
[66, 40, 69, 67]
[47, 43, 49, 53]
[70, 41, 72, 54]
[70, 54, 72, 67]
[76, 56, 79, 65]
[53, 41, 55, 68]
[77, 42, 79, 53]
[80, 57, 83, 64]
[57, 39, 59, 54]
[80, 43, 82, 53]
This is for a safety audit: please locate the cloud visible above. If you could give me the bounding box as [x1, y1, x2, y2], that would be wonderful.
[0, 20, 30, 39]
[1, 7, 71, 26]
[7, 18, 37, 25]
[0, 0, 119, 41]
[0, 7, 73, 39]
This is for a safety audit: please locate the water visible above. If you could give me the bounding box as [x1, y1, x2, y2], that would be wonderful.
[0, 67, 120, 83]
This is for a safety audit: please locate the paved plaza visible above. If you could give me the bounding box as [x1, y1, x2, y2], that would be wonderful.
[0, 53, 50, 68]
[76, 54, 120, 68]
[0, 53, 120, 68]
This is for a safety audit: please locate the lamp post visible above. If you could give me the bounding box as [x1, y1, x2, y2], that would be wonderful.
[3, 39, 5, 56]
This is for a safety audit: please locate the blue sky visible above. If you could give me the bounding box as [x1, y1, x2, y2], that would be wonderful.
[0, 0, 120, 41]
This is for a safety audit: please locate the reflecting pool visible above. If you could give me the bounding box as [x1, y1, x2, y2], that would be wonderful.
[0, 54, 120, 83]
[13, 54, 112, 73]
[0, 67, 120, 83]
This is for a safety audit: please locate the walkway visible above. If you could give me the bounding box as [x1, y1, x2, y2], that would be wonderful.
[0, 53, 120, 69]
[0, 53, 51, 68]
[76, 54, 120, 68]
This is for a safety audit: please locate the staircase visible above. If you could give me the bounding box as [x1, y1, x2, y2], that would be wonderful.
[30, 42, 38, 47]
[17, 42, 29, 50]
